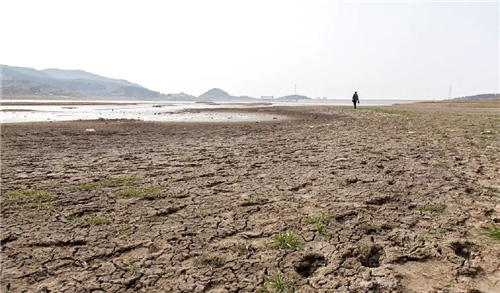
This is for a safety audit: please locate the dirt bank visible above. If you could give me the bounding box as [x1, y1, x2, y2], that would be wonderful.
[1, 104, 499, 292]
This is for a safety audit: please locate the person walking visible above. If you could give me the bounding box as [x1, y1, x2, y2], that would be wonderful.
[352, 91, 360, 109]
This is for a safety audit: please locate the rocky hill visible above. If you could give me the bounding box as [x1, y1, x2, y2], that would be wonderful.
[198, 88, 256, 101]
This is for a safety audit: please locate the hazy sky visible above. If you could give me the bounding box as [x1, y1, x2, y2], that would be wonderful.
[1, 0, 498, 100]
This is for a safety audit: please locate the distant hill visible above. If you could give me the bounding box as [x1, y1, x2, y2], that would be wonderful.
[198, 88, 256, 101]
[163, 92, 198, 101]
[452, 93, 500, 101]
[276, 94, 311, 101]
[42, 68, 142, 88]
[1, 65, 160, 99]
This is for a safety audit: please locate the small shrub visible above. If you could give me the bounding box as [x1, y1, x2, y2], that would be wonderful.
[274, 231, 304, 250]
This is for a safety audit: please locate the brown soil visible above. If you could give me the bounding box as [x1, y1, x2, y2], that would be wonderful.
[1, 103, 499, 292]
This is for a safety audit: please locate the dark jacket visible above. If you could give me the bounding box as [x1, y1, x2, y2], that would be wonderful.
[352, 93, 359, 102]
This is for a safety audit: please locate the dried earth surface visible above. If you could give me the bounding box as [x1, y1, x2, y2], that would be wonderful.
[1, 101, 500, 292]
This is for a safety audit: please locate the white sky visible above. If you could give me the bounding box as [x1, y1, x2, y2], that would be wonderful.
[1, 0, 498, 100]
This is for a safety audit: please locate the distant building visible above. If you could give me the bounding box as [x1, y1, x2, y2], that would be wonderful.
[261, 96, 274, 100]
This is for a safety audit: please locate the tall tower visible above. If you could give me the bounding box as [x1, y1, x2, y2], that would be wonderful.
[449, 84, 452, 100]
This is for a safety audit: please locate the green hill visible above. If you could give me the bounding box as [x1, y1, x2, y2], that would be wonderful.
[1, 65, 160, 99]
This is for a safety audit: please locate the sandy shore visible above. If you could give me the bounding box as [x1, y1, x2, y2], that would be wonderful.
[1, 103, 499, 292]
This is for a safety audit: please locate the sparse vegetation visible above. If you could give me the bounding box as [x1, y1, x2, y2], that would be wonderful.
[76, 182, 99, 191]
[115, 186, 163, 199]
[306, 215, 331, 235]
[76, 176, 140, 191]
[418, 204, 446, 213]
[83, 214, 109, 226]
[256, 270, 299, 293]
[181, 156, 193, 163]
[363, 107, 408, 115]
[125, 261, 143, 276]
[241, 196, 269, 206]
[337, 179, 348, 187]
[194, 209, 211, 218]
[194, 254, 225, 268]
[273, 231, 304, 250]
[306, 215, 331, 225]
[482, 226, 500, 241]
[112, 225, 133, 234]
[483, 186, 500, 196]
[236, 243, 254, 256]
[433, 161, 449, 168]
[2, 189, 54, 209]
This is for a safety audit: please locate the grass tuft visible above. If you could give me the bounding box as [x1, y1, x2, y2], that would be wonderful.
[194, 254, 225, 268]
[482, 226, 500, 241]
[256, 270, 299, 293]
[306, 215, 331, 235]
[273, 231, 304, 250]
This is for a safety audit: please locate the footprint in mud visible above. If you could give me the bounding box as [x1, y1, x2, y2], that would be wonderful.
[294, 253, 326, 278]
[360, 245, 382, 268]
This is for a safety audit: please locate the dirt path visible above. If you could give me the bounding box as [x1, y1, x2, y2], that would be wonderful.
[1, 105, 499, 292]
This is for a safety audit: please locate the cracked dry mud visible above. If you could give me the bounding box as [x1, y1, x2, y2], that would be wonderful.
[1, 105, 500, 292]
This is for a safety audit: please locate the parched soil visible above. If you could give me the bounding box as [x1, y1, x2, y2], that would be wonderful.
[1, 104, 499, 292]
